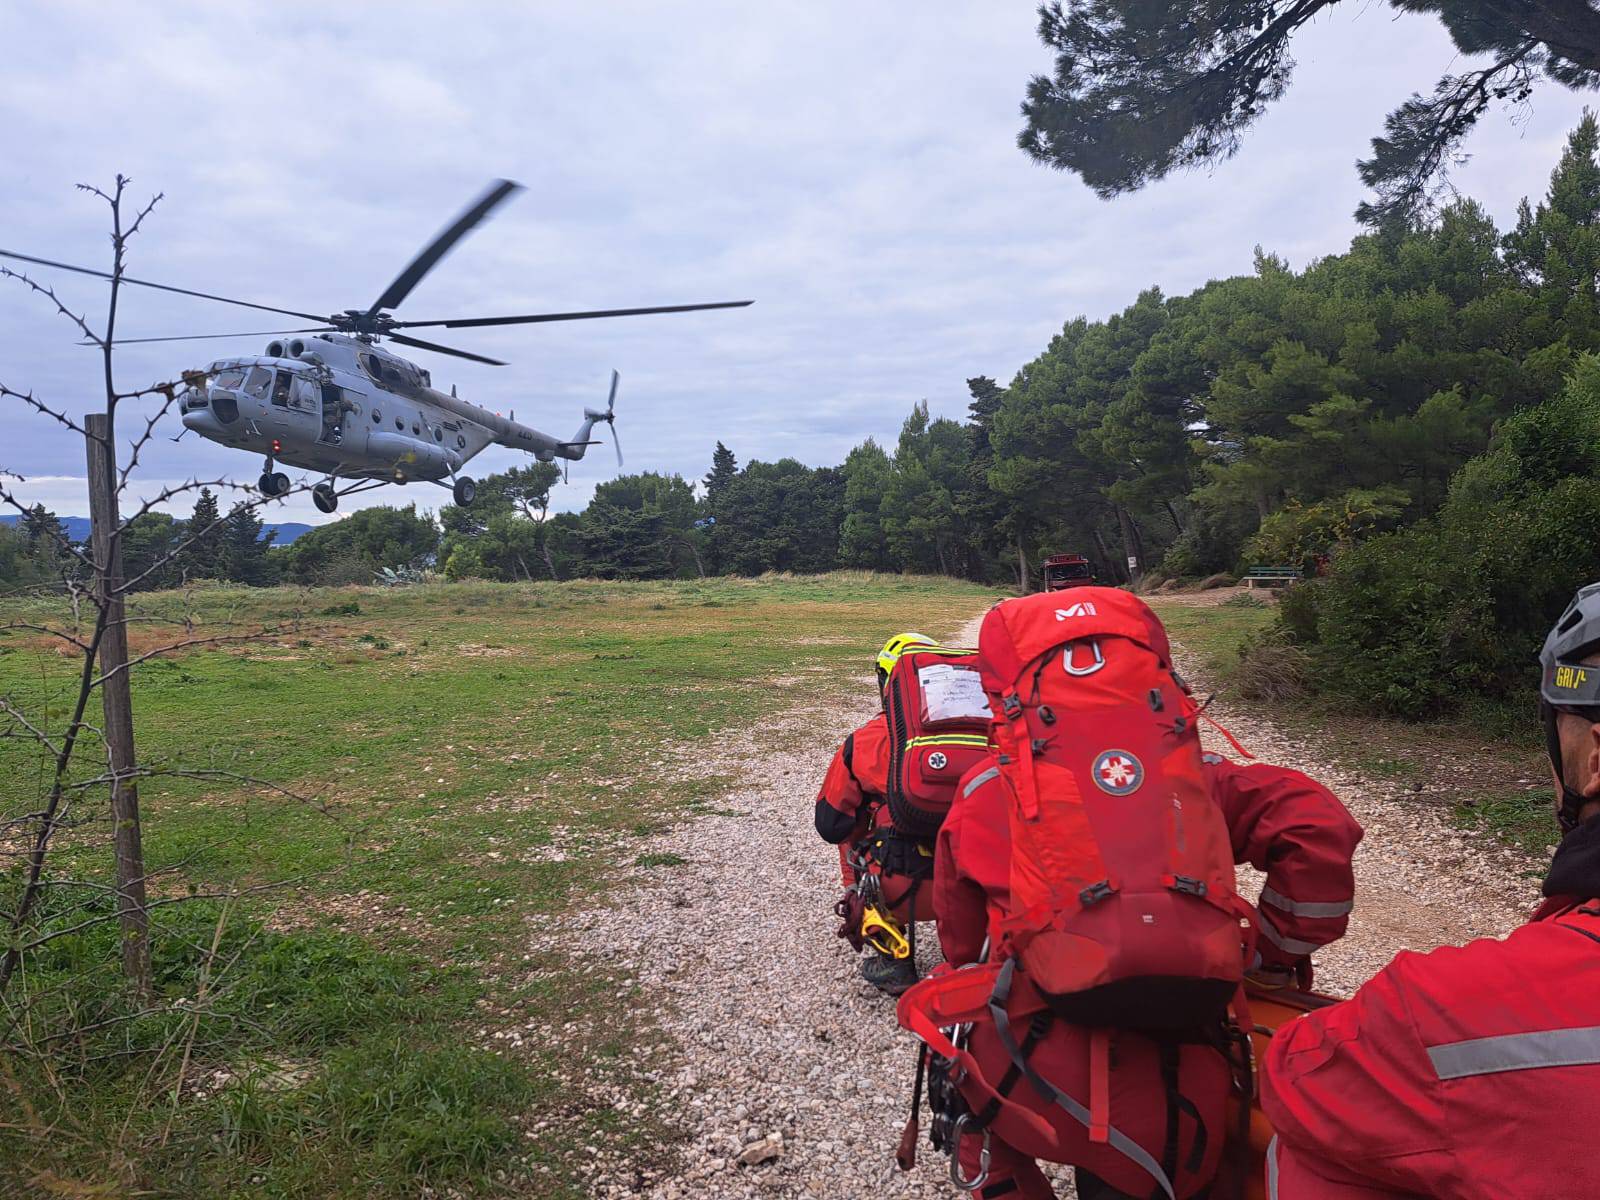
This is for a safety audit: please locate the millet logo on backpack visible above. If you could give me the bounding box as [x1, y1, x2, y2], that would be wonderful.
[1092, 749, 1144, 796]
[1055, 602, 1098, 620]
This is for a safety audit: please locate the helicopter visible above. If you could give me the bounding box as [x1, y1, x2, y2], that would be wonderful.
[0, 180, 750, 513]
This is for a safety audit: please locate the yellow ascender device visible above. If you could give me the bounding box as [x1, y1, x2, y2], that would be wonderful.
[860, 904, 911, 959]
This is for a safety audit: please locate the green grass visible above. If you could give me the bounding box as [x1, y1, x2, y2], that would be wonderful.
[1449, 788, 1559, 863]
[1142, 598, 1276, 685]
[633, 852, 689, 868]
[0, 572, 993, 1198]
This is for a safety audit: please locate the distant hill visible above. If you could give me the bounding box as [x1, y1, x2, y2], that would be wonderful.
[0, 515, 313, 545]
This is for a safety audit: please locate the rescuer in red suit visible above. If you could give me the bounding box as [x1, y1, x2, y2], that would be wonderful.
[936, 750, 1363, 1200]
[816, 632, 940, 995]
[1261, 583, 1600, 1200]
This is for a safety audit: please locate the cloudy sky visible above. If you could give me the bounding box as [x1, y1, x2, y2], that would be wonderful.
[1, 2, 1592, 525]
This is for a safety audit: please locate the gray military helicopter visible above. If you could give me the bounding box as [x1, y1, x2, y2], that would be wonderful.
[0, 180, 750, 512]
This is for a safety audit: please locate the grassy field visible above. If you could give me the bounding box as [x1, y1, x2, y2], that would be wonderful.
[1145, 592, 1554, 863]
[0, 573, 996, 1198]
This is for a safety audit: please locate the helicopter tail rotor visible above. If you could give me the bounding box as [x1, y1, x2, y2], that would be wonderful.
[604, 370, 622, 468]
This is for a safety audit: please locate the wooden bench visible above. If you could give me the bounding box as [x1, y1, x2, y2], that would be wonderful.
[1242, 566, 1298, 589]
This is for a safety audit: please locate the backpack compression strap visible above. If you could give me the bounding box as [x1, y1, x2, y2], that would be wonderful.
[895, 967, 1057, 1145]
[987, 958, 1178, 1200]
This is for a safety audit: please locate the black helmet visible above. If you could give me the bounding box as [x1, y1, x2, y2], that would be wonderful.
[1539, 582, 1600, 833]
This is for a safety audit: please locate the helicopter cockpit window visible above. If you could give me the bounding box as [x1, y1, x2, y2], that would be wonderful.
[244, 366, 273, 399]
[213, 369, 245, 391]
[271, 371, 293, 408]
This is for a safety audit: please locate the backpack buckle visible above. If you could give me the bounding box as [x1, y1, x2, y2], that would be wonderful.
[1169, 874, 1206, 897]
[1002, 693, 1023, 719]
[1063, 638, 1105, 677]
[1078, 880, 1115, 907]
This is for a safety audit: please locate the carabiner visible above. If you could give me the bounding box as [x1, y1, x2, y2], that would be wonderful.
[1063, 637, 1105, 677]
[948, 1114, 991, 1192]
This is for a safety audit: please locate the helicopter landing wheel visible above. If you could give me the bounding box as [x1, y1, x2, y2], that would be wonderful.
[452, 476, 476, 506]
[259, 471, 290, 498]
[312, 482, 339, 514]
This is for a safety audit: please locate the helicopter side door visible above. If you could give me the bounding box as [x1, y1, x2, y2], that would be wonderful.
[318, 382, 350, 447]
[267, 369, 319, 434]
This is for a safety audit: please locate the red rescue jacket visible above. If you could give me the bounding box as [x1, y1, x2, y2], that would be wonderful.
[815, 712, 892, 846]
[1262, 816, 1600, 1200]
[936, 752, 1364, 972]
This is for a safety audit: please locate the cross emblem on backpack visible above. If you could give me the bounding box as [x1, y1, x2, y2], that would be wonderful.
[1092, 749, 1144, 796]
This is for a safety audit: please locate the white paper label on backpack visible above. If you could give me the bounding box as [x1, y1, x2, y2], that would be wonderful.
[918, 663, 992, 722]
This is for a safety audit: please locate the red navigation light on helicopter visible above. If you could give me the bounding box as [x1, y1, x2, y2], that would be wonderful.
[271, 438, 281, 454]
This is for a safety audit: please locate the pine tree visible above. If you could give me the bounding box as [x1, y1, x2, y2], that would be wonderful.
[1504, 112, 1600, 350]
[221, 503, 276, 585]
[1017, 2, 1600, 224]
[704, 442, 737, 503]
[183, 488, 224, 579]
[17, 504, 70, 581]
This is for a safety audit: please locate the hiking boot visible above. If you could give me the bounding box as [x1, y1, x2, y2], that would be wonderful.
[859, 948, 918, 996]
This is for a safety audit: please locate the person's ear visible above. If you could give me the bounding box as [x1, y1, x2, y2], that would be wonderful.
[1583, 721, 1600, 798]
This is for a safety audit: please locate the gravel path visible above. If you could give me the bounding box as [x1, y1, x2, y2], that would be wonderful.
[564, 605, 1544, 1198]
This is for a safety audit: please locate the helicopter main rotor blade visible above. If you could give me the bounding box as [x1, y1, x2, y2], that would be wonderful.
[393, 299, 753, 329]
[386, 332, 507, 366]
[368, 179, 524, 317]
[102, 327, 338, 345]
[606, 368, 620, 414]
[0, 249, 329, 323]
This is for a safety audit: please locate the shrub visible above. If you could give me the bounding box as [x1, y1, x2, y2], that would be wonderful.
[1302, 355, 1600, 716]
[1275, 578, 1322, 644]
[1242, 486, 1409, 572]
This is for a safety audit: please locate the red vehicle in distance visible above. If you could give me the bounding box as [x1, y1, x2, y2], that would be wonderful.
[1041, 553, 1095, 591]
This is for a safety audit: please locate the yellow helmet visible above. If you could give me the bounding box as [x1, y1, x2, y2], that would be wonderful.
[876, 631, 936, 678]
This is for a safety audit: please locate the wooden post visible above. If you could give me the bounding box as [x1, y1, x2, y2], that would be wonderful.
[84, 413, 150, 992]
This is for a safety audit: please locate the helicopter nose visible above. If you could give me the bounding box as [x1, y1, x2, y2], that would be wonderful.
[181, 408, 224, 436]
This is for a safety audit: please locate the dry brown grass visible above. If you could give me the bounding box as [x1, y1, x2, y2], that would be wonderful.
[1234, 641, 1312, 703]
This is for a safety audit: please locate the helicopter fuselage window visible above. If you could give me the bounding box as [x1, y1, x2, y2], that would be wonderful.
[412, 422, 420, 436]
[433, 427, 443, 443]
[271, 371, 294, 408]
[244, 366, 273, 399]
[372, 409, 382, 423]
[291, 377, 318, 412]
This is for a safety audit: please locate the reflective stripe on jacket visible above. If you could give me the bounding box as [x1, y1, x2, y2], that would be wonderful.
[1262, 900, 1600, 1199]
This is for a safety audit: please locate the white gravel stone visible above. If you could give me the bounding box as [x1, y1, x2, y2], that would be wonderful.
[559, 606, 1538, 1198]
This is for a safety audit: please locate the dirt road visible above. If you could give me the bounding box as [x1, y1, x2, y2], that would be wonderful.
[565, 605, 1542, 1199]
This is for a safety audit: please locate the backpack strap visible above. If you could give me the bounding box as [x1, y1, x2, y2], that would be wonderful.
[1088, 1027, 1111, 1144]
[895, 967, 1057, 1145]
[987, 958, 1178, 1200]
[1194, 706, 1255, 761]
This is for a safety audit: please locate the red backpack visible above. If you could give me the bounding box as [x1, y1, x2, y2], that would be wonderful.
[883, 646, 993, 840]
[977, 587, 1252, 1029]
